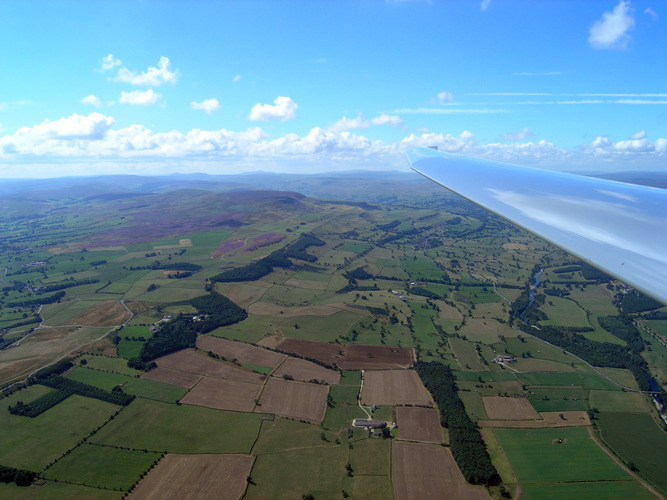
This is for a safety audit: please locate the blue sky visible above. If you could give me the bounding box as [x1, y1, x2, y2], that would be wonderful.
[1, 0, 666, 177]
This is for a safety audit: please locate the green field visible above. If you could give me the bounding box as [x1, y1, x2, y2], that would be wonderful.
[91, 398, 264, 453]
[517, 372, 619, 391]
[0, 388, 119, 471]
[527, 387, 587, 412]
[520, 481, 656, 500]
[597, 412, 667, 495]
[42, 443, 161, 490]
[495, 427, 630, 483]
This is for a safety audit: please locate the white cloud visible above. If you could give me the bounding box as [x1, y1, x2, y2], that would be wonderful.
[589, 0, 635, 49]
[481, 0, 491, 11]
[100, 54, 121, 72]
[81, 95, 102, 107]
[437, 91, 454, 104]
[114, 57, 178, 86]
[502, 128, 533, 141]
[191, 98, 220, 114]
[329, 113, 403, 132]
[645, 7, 658, 20]
[393, 107, 508, 114]
[233, 75, 242, 83]
[629, 130, 646, 140]
[119, 89, 161, 106]
[248, 96, 298, 122]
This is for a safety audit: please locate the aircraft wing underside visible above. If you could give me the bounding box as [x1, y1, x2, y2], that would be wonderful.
[406, 147, 667, 306]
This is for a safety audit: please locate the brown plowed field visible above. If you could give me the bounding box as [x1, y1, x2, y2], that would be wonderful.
[482, 396, 541, 420]
[180, 377, 262, 412]
[270, 338, 414, 369]
[392, 441, 489, 500]
[361, 370, 433, 407]
[271, 357, 340, 385]
[155, 349, 266, 384]
[69, 300, 131, 327]
[128, 453, 254, 500]
[140, 367, 202, 388]
[478, 411, 591, 428]
[396, 407, 442, 443]
[196, 335, 286, 368]
[257, 378, 329, 423]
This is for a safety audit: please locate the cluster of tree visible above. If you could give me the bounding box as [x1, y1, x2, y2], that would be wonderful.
[89, 260, 107, 267]
[414, 361, 499, 485]
[2, 281, 26, 293]
[552, 265, 581, 274]
[620, 291, 664, 314]
[38, 374, 135, 406]
[7, 290, 65, 308]
[336, 284, 378, 294]
[377, 219, 401, 231]
[376, 228, 419, 246]
[124, 262, 202, 272]
[0, 465, 36, 487]
[133, 292, 247, 364]
[410, 287, 440, 299]
[212, 234, 324, 283]
[36, 278, 99, 294]
[8, 389, 71, 417]
[343, 268, 373, 281]
[579, 263, 611, 282]
[166, 271, 193, 279]
[544, 287, 570, 297]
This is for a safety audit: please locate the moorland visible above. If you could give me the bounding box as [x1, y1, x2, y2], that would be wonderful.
[0, 171, 665, 499]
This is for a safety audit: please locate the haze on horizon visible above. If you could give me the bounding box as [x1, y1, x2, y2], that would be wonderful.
[1, 0, 666, 179]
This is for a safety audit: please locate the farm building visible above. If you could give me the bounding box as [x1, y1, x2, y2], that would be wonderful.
[353, 419, 387, 429]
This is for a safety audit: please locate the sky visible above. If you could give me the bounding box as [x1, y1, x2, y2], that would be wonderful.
[1, 0, 666, 178]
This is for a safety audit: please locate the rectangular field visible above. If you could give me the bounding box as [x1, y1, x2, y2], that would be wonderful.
[361, 370, 433, 407]
[495, 427, 630, 483]
[180, 377, 262, 412]
[257, 377, 329, 423]
[154, 349, 266, 384]
[128, 454, 254, 500]
[271, 357, 340, 385]
[392, 441, 489, 500]
[483, 396, 541, 420]
[196, 335, 286, 368]
[141, 366, 202, 388]
[396, 406, 442, 443]
[269, 338, 414, 369]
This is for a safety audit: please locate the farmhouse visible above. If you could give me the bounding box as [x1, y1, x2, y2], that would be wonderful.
[353, 418, 387, 429]
[493, 355, 516, 364]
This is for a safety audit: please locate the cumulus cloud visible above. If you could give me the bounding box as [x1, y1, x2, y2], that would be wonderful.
[329, 113, 403, 132]
[114, 56, 178, 86]
[248, 96, 298, 121]
[119, 89, 161, 105]
[589, 0, 635, 49]
[502, 128, 533, 141]
[191, 98, 220, 114]
[586, 131, 665, 155]
[100, 54, 121, 72]
[81, 95, 102, 107]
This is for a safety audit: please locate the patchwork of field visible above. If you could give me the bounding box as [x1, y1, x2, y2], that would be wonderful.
[67, 300, 131, 327]
[196, 335, 286, 368]
[128, 454, 254, 500]
[392, 441, 489, 500]
[154, 349, 266, 384]
[272, 356, 341, 385]
[257, 377, 329, 423]
[396, 406, 442, 443]
[483, 396, 541, 420]
[180, 376, 262, 412]
[361, 370, 433, 406]
[267, 338, 415, 369]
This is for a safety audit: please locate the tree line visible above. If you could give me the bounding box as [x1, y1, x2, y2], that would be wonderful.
[414, 361, 500, 486]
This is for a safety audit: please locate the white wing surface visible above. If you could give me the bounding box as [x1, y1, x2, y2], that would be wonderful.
[406, 147, 667, 306]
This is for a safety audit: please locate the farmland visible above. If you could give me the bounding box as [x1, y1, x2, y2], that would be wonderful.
[0, 173, 665, 498]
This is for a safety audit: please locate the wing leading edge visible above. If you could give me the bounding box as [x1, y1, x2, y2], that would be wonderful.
[406, 147, 667, 306]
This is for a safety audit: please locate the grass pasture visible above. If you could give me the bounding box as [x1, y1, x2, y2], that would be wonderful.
[91, 398, 264, 454]
[589, 390, 651, 413]
[597, 412, 667, 495]
[495, 427, 630, 484]
[527, 387, 587, 412]
[517, 372, 619, 391]
[43, 443, 161, 491]
[0, 389, 119, 471]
